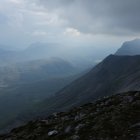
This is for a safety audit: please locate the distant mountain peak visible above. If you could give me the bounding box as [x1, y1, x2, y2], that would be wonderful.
[115, 39, 140, 55]
[133, 38, 140, 41]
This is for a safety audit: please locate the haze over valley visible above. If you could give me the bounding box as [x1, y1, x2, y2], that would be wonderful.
[0, 0, 140, 140]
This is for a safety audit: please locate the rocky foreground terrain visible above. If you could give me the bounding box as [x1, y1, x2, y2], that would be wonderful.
[0, 91, 140, 140]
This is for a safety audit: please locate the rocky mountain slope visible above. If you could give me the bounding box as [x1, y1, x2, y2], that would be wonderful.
[0, 91, 139, 140]
[25, 55, 140, 119]
[115, 39, 140, 55]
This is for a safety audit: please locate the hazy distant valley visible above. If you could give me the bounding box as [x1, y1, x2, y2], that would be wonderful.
[0, 42, 103, 131]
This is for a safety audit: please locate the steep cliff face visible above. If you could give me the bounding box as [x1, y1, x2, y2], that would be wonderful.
[0, 91, 139, 140]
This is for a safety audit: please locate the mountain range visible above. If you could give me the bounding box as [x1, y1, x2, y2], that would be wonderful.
[0, 42, 103, 68]
[11, 38, 140, 126]
[0, 39, 140, 136]
[22, 54, 140, 120]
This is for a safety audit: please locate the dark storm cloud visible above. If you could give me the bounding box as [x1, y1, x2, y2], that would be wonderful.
[38, 0, 140, 35]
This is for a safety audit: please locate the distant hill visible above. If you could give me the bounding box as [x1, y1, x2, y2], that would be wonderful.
[1, 91, 139, 140]
[0, 58, 77, 87]
[115, 39, 140, 55]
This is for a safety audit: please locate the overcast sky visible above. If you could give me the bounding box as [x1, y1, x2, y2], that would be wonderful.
[0, 0, 140, 50]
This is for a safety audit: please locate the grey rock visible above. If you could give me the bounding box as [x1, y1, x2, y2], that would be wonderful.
[123, 96, 134, 103]
[75, 124, 85, 132]
[65, 125, 72, 133]
[48, 130, 58, 136]
[70, 135, 80, 140]
[130, 122, 140, 128]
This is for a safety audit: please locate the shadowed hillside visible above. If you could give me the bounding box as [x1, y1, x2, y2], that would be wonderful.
[0, 91, 139, 140]
[26, 55, 140, 118]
